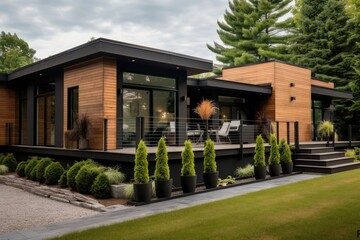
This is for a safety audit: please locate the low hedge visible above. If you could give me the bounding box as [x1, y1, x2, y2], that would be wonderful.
[44, 162, 65, 185]
[75, 164, 102, 194]
[0, 165, 8, 175]
[58, 170, 68, 187]
[91, 173, 112, 199]
[2, 153, 18, 172]
[67, 161, 88, 190]
[35, 158, 53, 183]
[25, 157, 39, 179]
[0, 153, 5, 165]
[16, 161, 29, 177]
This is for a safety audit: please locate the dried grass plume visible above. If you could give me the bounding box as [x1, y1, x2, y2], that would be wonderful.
[194, 99, 218, 120]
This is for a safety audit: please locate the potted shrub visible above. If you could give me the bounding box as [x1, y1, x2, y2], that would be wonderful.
[76, 114, 91, 150]
[268, 134, 281, 177]
[194, 99, 218, 140]
[254, 135, 266, 179]
[181, 140, 197, 193]
[317, 121, 334, 146]
[279, 138, 293, 174]
[203, 139, 218, 188]
[133, 140, 152, 202]
[154, 137, 172, 198]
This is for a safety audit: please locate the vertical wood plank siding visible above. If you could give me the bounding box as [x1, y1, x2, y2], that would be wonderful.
[0, 85, 17, 145]
[64, 57, 117, 150]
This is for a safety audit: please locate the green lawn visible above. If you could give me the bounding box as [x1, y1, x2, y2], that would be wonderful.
[54, 170, 360, 240]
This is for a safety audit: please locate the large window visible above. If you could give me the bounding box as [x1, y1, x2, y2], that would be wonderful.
[19, 89, 27, 144]
[67, 87, 79, 130]
[123, 72, 176, 89]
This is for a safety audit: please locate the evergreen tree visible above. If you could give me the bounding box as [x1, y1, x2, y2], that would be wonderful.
[207, 0, 293, 67]
[154, 137, 170, 181]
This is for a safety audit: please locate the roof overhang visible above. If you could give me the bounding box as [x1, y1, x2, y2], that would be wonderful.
[311, 85, 353, 99]
[187, 78, 272, 95]
[0, 73, 8, 82]
[7, 38, 213, 81]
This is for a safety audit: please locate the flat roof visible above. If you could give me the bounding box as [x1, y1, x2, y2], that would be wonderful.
[7, 38, 213, 81]
[311, 85, 353, 99]
[188, 78, 272, 95]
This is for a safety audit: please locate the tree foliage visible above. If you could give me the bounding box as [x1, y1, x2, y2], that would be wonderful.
[0, 31, 36, 73]
[203, 139, 217, 172]
[154, 137, 170, 181]
[181, 140, 196, 176]
[268, 134, 280, 165]
[207, 0, 293, 67]
[254, 135, 265, 167]
[134, 140, 150, 184]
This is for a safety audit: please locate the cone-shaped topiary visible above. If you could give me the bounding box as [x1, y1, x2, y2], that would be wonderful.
[44, 162, 65, 185]
[91, 173, 112, 199]
[3, 153, 17, 172]
[134, 140, 150, 184]
[154, 137, 170, 181]
[58, 170, 68, 187]
[279, 139, 292, 164]
[75, 164, 102, 194]
[181, 140, 196, 176]
[35, 157, 53, 183]
[67, 161, 87, 190]
[268, 134, 280, 165]
[203, 139, 216, 173]
[254, 135, 265, 167]
[16, 160, 29, 177]
[25, 157, 39, 179]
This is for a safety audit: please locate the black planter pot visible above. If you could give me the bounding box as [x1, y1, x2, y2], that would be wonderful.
[155, 179, 173, 198]
[203, 171, 219, 189]
[254, 166, 267, 180]
[133, 182, 152, 202]
[281, 162, 293, 174]
[181, 175, 197, 193]
[269, 164, 282, 177]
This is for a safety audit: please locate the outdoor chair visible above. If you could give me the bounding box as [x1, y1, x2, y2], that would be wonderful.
[217, 122, 231, 143]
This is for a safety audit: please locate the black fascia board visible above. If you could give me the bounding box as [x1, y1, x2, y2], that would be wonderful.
[311, 85, 353, 99]
[0, 73, 8, 82]
[8, 38, 212, 80]
[187, 78, 272, 95]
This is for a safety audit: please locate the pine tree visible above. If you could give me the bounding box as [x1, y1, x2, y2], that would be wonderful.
[134, 140, 149, 184]
[181, 140, 196, 176]
[203, 139, 217, 173]
[207, 0, 293, 67]
[268, 134, 280, 165]
[154, 137, 170, 181]
[254, 135, 265, 167]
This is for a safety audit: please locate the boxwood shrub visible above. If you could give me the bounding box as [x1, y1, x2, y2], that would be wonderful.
[44, 162, 65, 185]
[2, 153, 18, 172]
[0, 165, 9, 175]
[67, 161, 87, 190]
[16, 160, 29, 177]
[25, 157, 39, 179]
[0, 153, 5, 165]
[75, 164, 102, 194]
[35, 157, 53, 183]
[58, 170, 68, 187]
[91, 173, 112, 199]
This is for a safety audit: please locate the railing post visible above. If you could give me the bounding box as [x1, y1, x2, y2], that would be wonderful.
[239, 119, 243, 161]
[348, 124, 352, 148]
[103, 118, 108, 151]
[286, 122, 290, 145]
[276, 121, 279, 143]
[136, 117, 144, 148]
[294, 121, 299, 152]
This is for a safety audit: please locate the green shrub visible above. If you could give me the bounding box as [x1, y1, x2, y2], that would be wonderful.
[203, 139, 216, 173]
[16, 161, 29, 177]
[268, 134, 280, 165]
[254, 135, 265, 167]
[35, 157, 53, 183]
[279, 139, 292, 164]
[67, 161, 87, 190]
[181, 140, 196, 176]
[2, 153, 17, 172]
[58, 170, 68, 187]
[25, 157, 39, 179]
[134, 140, 149, 184]
[317, 121, 334, 141]
[124, 184, 134, 200]
[0, 153, 5, 165]
[0, 165, 9, 175]
[91, 173, 112, 199]
[154, 137, 170, 181]
[345, 149, 355, 158]
[235, 164, 255, 178]
[104, 167, 125, 185]
[44, 162, 65, 185]
[75, 165, 102, 194]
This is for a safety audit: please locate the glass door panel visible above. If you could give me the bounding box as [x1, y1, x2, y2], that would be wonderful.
[36, 95, 55, 146]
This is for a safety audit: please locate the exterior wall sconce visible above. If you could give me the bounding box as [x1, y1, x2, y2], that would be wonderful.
[290, 96, 296, 101]
[181, 95, 187, 101]
[290, 82, 295, 87]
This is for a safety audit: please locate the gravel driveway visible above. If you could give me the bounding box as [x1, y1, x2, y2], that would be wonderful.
[0, 184, 98, 234]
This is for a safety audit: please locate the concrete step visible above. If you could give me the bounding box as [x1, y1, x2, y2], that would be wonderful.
[294, 157, 354, 166]
[295, 162, 360, 174]
[296, 152, 345, 160]
[298, 147, 334, 154]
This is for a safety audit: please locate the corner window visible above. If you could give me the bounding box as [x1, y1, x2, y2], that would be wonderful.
[67, 87, 79, 130]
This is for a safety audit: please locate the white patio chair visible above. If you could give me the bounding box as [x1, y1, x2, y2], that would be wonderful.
[229, 120, 241, 132]
[217, 122, 231, 143]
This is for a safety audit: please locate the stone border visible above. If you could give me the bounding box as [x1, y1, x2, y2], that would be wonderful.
[0, 175, 107, 212]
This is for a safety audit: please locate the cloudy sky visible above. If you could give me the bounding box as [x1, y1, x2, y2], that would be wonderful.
[0, 0, 229, 62]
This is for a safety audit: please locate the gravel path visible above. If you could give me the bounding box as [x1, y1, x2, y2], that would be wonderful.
[0, 184, 98, 234]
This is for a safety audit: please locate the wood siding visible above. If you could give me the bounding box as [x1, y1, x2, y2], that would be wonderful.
[0, 84, 17, 145]
[311, 79, 334, 88]
[64, 57, 117, 150]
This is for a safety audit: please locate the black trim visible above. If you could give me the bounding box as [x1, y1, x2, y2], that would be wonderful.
[67, 86, 79, 130]
[0, 73, 8, 81]
[187, 78, 272, 95]
[7, 38, 212, 80]
[55, 74, 64, 147]
[311, 85, 353, 99]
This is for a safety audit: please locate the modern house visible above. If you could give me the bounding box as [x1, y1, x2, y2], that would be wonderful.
[0, 38, 353, 151]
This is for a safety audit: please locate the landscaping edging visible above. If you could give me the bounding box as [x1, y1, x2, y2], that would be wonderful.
[0, 175, 107, 212]
[128, 172, 302, 206]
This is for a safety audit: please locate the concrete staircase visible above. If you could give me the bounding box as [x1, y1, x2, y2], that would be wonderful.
[294, 147, 360, 174]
